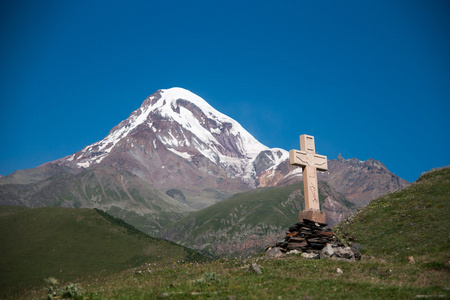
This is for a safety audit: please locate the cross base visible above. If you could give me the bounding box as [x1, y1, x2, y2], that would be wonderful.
[299, 210, 326, 224]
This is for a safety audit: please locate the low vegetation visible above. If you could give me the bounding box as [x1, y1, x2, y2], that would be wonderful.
[335, 166, 450, 264]
[15, 254, 449, 299]
[0, 206, 205, 298]
[1, 167, 449, 299]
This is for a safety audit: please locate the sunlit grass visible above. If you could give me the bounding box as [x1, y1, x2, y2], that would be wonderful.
[19, 255, 449, 299]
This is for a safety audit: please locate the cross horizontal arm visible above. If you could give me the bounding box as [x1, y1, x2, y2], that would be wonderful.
[313, 154, 328, 171]
[289, 150, 328, 171]
[289, 150, 307, 167]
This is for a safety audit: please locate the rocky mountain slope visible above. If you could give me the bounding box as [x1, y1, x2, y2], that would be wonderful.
[0, 166, 190, 235]
[319, 154, 411, 207]
[0, 88, 409, 237]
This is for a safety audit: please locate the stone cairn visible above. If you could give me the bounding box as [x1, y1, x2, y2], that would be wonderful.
[266, 219, 361, 261]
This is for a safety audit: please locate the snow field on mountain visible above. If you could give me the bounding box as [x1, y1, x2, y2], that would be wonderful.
[157, 88, 268, 159]
[64, 87, 288, 185]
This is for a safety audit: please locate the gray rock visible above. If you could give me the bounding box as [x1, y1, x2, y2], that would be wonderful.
[321, 244, 335, 257]
[301, 252, 320, 259]
[266, 247, 283, 258]
[286, 250, 301, 255]
[335, 247, 355, 260]
[350, 247, 361, 260]
[248, 263, 262, 274]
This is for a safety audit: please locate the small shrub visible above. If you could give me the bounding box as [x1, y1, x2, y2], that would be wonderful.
[59, 283, 84, 299]
[44, 277, 83, 300]
[193, 272, 220, 285]
[44, 277, 59, 286]
[44, 277, 59, 299]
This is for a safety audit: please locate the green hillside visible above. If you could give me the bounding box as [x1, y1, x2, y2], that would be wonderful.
[335, 166, 450, 263]
[0, 205, 205, 297]
[160, 181, 354, 257]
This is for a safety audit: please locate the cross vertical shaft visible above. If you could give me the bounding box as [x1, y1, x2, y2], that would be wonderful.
[289, 134, 328, 223]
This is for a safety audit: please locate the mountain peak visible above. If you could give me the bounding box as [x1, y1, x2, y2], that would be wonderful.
[146, 87, 268, 159]
[55, 88, 277, 182]
[159, 87, 213, 110]
[144, 87, 221, 120]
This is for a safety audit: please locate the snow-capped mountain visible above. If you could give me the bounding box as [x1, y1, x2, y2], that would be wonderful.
[64, 88, 270, 167]
[55, 88, 288, 206]
[0, 87, 410, 237]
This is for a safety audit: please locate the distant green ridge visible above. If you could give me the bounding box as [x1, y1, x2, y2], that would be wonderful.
[0, 205, 206, 295]
[335, 166, 450, 263]
[160, 181, 354, 257]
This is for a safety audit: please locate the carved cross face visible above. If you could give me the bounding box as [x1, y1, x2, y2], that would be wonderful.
[306, 136, 315, 152]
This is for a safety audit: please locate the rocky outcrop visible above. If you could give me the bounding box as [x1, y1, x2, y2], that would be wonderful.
[258, 154, 409, 208]
[166, 189, 187, 203]
[319, 155, 411, 207]
[256, 159, 294, 187]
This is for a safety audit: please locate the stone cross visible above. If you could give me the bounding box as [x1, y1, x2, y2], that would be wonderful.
[289, 134, 328, 223]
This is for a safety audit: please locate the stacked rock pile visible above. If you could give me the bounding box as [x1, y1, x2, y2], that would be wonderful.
[266, 219, 361, 261]
[272, 219, 340, 252]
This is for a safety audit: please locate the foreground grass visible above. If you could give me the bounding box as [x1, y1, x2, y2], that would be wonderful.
[17, 254, 449, 299]
[0, 206, 205, 297]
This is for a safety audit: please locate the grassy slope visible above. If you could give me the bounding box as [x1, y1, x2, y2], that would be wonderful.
[160, 183, 310, 256]
[76, 255, 448, 299]
[0, 205, 205, 296]
[335, 166, 450, 264]
[161, 181, 354, 257]
[175, 183, 307, 234]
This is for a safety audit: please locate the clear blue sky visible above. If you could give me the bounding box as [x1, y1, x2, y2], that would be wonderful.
[1, 0, 449, 182]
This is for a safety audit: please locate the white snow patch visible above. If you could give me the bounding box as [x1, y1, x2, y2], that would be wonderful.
[167, 148, 192, 160]
[158, 88, 269, 159]
[286, 167, 303, 178]
[77, 161, 91, 168]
